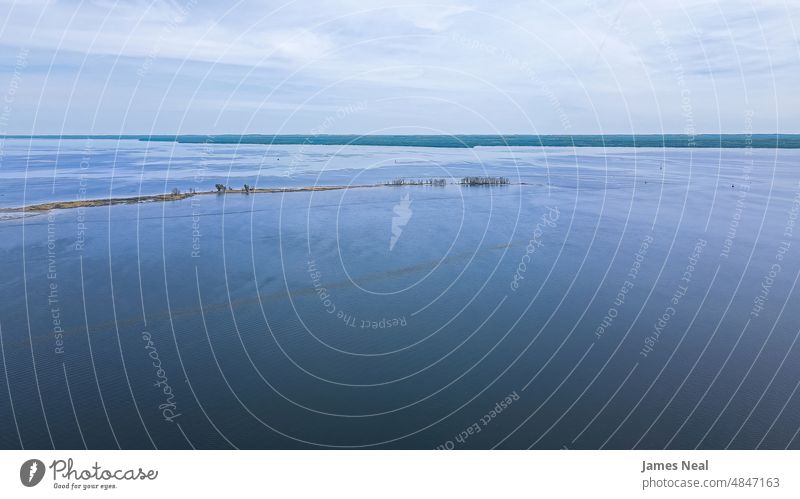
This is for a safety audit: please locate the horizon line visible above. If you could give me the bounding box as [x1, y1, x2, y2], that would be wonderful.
[2, 133, 798, 137]
[3, 133, 799, 148]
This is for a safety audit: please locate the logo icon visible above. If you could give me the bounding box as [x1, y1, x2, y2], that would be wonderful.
[20, 459, 45, 487]
[390, 193, 413, 251]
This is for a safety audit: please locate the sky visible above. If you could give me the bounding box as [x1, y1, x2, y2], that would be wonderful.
[0, 0, 797, 134]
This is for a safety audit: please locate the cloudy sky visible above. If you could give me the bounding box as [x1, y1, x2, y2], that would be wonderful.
[0, 0, 797, 134]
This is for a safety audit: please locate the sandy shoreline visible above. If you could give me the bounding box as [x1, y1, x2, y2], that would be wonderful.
[0, 178, 522, 215]
[0, 183, 386, 213]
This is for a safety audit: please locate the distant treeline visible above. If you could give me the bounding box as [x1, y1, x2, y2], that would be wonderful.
[460, 176, 510, 185]
[5, 134, 800, 148]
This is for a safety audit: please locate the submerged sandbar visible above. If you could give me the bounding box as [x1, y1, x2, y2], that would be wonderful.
[0, 176, 516, 214]
[0, 184, 385, 213]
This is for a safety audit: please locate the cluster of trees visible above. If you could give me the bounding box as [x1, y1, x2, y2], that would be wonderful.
[385, 178, 447, 186]
[215, 183, 255, 193]
[460, 176, 510, 186]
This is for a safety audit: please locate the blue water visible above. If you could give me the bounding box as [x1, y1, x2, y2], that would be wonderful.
[1, 139, 800, 449]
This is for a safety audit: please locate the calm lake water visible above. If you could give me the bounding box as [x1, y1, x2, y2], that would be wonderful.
[1, 139, 799, 449]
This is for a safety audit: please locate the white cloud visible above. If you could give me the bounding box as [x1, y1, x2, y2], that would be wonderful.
[0, 0, 797, 133]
